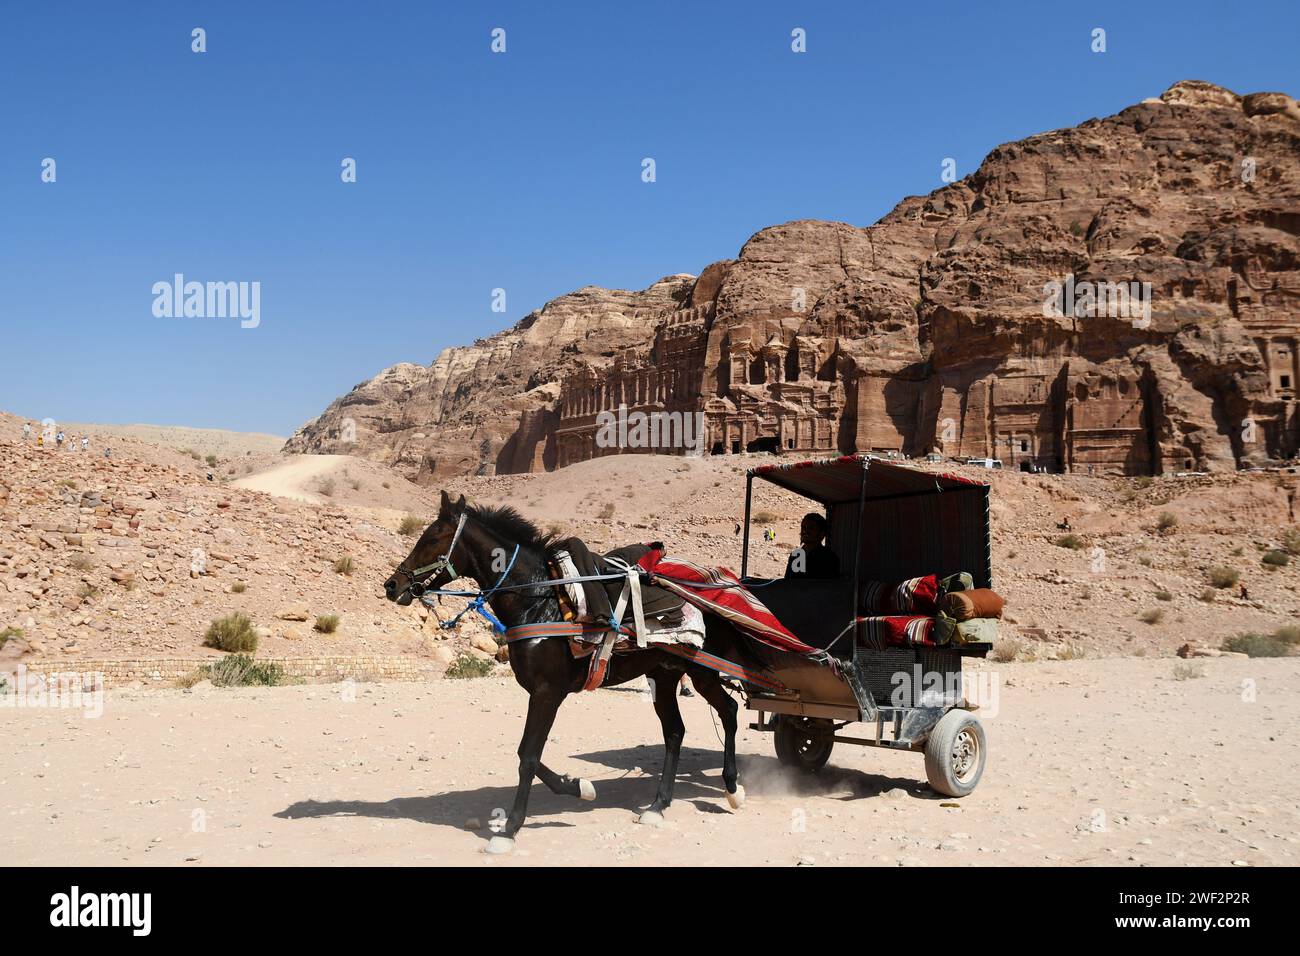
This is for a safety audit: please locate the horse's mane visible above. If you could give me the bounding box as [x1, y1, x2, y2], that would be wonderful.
[465, 503, 556, 553]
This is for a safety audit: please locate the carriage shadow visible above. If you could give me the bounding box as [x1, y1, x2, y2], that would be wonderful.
[566, 744, 929, 802]
[276, 743, 934, 835]
[275, 744, 733, 834]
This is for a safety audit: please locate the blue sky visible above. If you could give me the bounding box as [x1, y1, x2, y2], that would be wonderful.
[1, 0, 1296, 435]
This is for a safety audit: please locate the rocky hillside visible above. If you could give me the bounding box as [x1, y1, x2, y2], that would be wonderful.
[0, 430, 499, 671]
[289, 80, 1300, 480]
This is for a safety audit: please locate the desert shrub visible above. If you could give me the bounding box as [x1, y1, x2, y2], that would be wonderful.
[989, 637, 1026, 663]
[1208, 566, 1240, 589]
[1156, 512, 1178, 532]
[1221, 629, 1296, 658]
[1197, 589, 1216, 603]
[317, 478, 336, 498]
[1274, 625, 1300, 645]
[445, 653, 494, 679]
[1054, 534, 1085, 550]
[1155, 590, 1173, 601]
[314, 614, 340, 634]
[69, 554, 95, 571]
[597, 502, 616, 520]
[1133, 476, 1154, 489]
[1053, 642, 1085, 660]
[1137, 555, 1153, 567]
[204, 654, 285, 687]
[76, 582, 99, 600]
[398, 514, 424, 537]
[1139, 608, 1164, 625]
[175, 669, 206, 689]
[751, 511, 780, 524]
[1261, 550, 1289, 568]
[1282, 528, 1300, 557]
[382, 481, 391, 489]
[333, 556, 355, 576]
[203, 613, 258, 653]
[1173, 662, 1204, 681]
[205, 454, 218, 467]
[0, 626, 22, 649]
[231, 582, 247, 594]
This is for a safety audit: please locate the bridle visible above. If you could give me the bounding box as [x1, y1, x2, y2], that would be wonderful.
[392, 512, 468, 599]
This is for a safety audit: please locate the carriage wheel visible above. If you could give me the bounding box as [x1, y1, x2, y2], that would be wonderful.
[924, 710, 986, 797]
[773, 715, 834, 774]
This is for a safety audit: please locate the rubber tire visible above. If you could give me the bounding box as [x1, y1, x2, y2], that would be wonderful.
[773, 715, 834, 774]
[924, 710, 987, 797]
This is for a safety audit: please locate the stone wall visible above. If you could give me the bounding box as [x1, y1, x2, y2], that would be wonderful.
[13, 656, 439, 687]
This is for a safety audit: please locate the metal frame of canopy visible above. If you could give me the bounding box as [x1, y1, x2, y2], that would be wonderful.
[736, 453, 994, 796]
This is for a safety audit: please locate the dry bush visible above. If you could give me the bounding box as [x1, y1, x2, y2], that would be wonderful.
[203, 613, 258, 653]
[1208, 566, 1240, 589]
[990, 636, 1026, 663]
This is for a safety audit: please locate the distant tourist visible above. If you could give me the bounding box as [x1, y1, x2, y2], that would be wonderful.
[22, 422, 31, 441]
[1239, 583, 1249, 601]
[81, 436, 89, 452]
[55, 431, 65, 449]
[104, 447, 111, 458]
[37, 434, 44, 448]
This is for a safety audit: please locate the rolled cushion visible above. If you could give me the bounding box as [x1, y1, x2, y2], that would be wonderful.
[940, 588, 1005, 621]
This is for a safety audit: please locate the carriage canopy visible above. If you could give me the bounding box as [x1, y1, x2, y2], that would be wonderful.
[745, 454, 993, 591]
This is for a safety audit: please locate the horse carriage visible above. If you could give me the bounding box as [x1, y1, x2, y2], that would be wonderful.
[735, 454, 994, 797]
[385, 452, 997, 851]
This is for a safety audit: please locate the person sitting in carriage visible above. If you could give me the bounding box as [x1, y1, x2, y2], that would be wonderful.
[784, 512, 840, 579]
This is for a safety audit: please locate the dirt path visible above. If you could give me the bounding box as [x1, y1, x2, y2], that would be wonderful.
[3, 657, 1296, 866]
[230, 454, 352, 504]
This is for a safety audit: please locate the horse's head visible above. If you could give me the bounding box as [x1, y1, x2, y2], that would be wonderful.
[384, 490, 467, 605]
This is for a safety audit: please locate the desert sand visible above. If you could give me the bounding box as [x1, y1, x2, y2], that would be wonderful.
[3, 414, 1298, 866]
[3, 656, 1296, 866]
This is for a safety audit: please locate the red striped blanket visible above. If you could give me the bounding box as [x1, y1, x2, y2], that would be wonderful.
[635, 548, 826, 659]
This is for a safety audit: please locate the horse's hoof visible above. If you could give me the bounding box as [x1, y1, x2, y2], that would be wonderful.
[484, 836, 515, 855]
[637, 810, 665, 828]
[726, 784, 746, 810]
[578, 778, 596, 802]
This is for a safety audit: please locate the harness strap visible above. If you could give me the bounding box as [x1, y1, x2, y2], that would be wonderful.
[606, 557, 647, 648]
[502, 621, 787, 694]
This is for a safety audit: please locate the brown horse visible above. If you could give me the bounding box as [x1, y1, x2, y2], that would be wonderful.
[384, 491, 759, 853]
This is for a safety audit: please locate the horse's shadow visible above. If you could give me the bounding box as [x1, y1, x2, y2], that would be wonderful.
[275, 743, 931, 833]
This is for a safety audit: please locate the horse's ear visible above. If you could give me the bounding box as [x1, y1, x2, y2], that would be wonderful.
[439, 489, 451, 515]
[456, 494, 466, 512]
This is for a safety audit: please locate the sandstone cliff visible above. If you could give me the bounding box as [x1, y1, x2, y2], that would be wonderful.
[288, 81, 1300, 478]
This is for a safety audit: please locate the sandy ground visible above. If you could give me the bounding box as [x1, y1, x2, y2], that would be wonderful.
[4, 656, 1296, 867]
[230, 454, 353, 504]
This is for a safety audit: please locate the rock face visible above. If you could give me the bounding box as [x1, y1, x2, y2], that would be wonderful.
[288, 81, 1300, 477]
